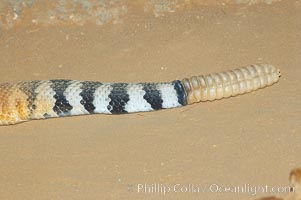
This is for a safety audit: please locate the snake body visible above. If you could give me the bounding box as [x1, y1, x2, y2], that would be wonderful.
[0, 64, 280, 125]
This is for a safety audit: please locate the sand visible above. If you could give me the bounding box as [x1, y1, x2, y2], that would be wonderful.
[0, 0, 300, 199]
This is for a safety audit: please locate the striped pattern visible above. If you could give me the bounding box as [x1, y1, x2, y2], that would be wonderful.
[0, 80, 186, 125]
[0, 64, 281, 126]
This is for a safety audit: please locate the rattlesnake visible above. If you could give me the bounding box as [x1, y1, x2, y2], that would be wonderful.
[0, 64, 281, 126]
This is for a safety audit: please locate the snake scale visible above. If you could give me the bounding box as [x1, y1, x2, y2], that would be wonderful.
[0, 64, 281, 126]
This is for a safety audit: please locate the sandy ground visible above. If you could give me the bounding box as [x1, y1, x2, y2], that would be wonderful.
[0, 0, 300, 199]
